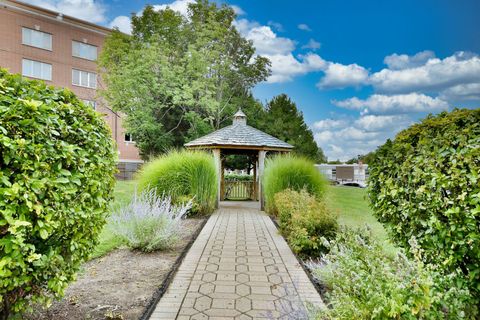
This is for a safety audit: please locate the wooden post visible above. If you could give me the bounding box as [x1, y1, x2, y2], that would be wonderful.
[220, 156, 225, 201]
[253, 155, 257, 201]
[212, 148, 221, 208]
[258, 150, 266, 211]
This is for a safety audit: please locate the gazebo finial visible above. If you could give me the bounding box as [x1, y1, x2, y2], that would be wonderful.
[233, 108, 247, 125]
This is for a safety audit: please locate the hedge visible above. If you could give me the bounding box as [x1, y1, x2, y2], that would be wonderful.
[0, 69, 117, 317]
[368, 108, 480, 310]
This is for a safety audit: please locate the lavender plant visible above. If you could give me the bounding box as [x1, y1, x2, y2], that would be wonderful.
[111, 189, 191, 252]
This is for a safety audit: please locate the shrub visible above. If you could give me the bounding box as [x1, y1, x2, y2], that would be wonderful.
[264, 155, 327, 214]
[0, 69, 116, 317]
[224, 173, 253, 181]
[306, 227, 476, 319]
[368, 109, 480, 304]
[137, 149, 217, 215]
[275, 189, 337, 257]
[111, 189, 190, 252]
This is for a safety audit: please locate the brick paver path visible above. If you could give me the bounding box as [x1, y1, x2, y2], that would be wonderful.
[150, 202, 323, 320]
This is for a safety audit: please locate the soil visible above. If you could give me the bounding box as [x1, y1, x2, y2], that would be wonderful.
[27, 218, 205, 320]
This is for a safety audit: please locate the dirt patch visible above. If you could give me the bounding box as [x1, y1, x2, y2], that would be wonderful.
[28, 218, 205, 320]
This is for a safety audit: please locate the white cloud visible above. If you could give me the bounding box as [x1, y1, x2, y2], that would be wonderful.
[243, 26, 295, 55]
[109, 15, 131, 34]
[313, 118, 347, 130]
[298, 23, 312, 32]
[265, 53, 326, 83]
[302, 39, 321, 51]
[439, 82, 480, 101]
[317, 62, 369, 89]
[230, 5, 244, 15]
[333, 93, 449, 114]
[383, 50, 436, 70]
[371, 51, 480, 93]
[152, 0, 194, 16]
[314, 131, 334, 144]
[29, 0, 106, 23]
[354, 115, 410, 131]
[267, 21, 284, 32]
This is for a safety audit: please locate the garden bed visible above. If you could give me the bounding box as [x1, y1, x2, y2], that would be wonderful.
[27, 218, 205, 320]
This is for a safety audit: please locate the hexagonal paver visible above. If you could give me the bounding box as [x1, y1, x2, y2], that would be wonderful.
[235, 273, 249, 283]
[235, 283, 251, 296]
[199, 283, 215, 295]
[194, 296, 212, 312]
[235, 296, 252, 313]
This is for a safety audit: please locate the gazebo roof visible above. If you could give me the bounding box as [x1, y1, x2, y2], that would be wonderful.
[184, 110, 294, 151]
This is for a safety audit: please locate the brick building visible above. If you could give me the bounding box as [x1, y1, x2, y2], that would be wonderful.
[0, 0, 142, 177]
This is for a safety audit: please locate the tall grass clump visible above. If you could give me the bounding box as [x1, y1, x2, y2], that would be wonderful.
[263, 155, 327, 213]
[111, 189, 191, 252]
[137, 149, 217, 215]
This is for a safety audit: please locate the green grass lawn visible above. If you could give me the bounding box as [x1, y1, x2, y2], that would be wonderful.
[91, 180, 137, 259]
[324, 185, 396, 253]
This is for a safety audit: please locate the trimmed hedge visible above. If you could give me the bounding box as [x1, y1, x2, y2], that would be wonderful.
[368, 108, 480, 308]
[275, 189, 337, 257]
[137, 149, 217, 215]
[263, 155, 327, 214]
[0, 69, 117, 316]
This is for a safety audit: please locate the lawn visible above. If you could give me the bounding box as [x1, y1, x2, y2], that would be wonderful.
[91, 180, 137, 259]
[324, 185, 396, 252]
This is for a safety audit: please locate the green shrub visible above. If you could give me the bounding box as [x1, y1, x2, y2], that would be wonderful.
[137, 149, 217, 215]
[224, 173, 253, 181]
[275, 189, 337, 257]
[0, 69, 116, 317]
[368, 108, 480, 305]
[307, 227, 476, 319]
[264, 155, 327, 214]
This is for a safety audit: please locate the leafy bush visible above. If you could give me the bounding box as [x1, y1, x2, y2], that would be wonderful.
[307, 227, 476, 319]
[137, 149, 217, 215]
[224, 173, 253, 181]
[264, 155, 327, 214]
[368, 109, 480, 304]
[275, 189, 337, 257]
[111, 189, 190, 252]
[0, 69, 116, 317]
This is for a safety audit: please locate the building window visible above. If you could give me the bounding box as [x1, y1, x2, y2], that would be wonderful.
[124, 133, 134, 143]
[22, 59, 52, 80]
[72, 69, 96, 88]
[22, 27, 52, 51]
[82, 99, 96, 109]
[72, 41, 97, 61]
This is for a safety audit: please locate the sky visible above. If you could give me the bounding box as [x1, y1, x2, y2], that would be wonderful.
[29, 0, 480, 161]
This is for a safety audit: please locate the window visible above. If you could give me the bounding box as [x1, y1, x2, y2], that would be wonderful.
[22, 27, 52, 50]
[82, 99, 96, 109]
[72, 41, 97, 61]
[72, 69, 96, 88]
[22, 59, 52, 80]
[124, 133, 134, 143]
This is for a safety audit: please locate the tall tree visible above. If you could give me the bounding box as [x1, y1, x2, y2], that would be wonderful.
[98, 1, 270, 159]
[261, 94, 326, 162]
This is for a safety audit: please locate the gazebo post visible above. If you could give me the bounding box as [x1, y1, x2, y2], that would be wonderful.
[258, 150, 266, 211]
[212, 148, 221, 208]
[253, 155, 257, 201]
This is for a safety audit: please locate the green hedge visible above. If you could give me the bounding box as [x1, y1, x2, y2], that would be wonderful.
[263, 155, 326, 214]
[137, 149, 217, 215]
[275, 189, 337, 257]
[0, 69, 117, 316]
[368, 108, 480, 308]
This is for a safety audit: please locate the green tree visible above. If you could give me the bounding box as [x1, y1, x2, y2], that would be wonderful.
[99, 1, 270, 159]
[261, 94, 326, 162]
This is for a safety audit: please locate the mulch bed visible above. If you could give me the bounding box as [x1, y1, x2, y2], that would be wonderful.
[27, 218, 206, 320]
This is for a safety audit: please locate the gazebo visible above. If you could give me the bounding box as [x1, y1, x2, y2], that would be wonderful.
[185, 110, 293, 209]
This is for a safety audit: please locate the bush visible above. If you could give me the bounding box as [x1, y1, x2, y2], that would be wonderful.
[264, 155, 327, 214]
[224, 173, 253, 181]
[0, 69, 116, 317]
[307, 227, 476, 319]
[275, 189, 337, 257]
[137, 149, 217, 215]
[368, 109, 480, 305]
[111, 189, 190, 252]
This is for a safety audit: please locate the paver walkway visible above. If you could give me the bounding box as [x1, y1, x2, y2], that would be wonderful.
[150, 202, 323, 320]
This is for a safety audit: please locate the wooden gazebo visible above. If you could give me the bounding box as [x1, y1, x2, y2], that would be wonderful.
[185, 110, 293, 210]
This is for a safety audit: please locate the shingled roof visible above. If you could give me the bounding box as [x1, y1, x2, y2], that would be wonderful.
[184, 110, 294, 151]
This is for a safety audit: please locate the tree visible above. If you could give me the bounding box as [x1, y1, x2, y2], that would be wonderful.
[261, 94, 326, 162]
[99, 1, 270, 159]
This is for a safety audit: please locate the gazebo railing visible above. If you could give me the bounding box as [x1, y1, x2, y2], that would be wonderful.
[223, 180, 255, 200]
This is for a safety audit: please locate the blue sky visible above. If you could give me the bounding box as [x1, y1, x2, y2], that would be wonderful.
[30, 0, 480, 160]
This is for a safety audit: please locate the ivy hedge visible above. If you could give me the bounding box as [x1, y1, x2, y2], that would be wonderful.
[0, 69, 117, 317]
[368, 108, 480, 311]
